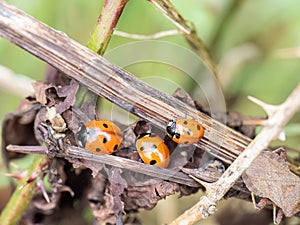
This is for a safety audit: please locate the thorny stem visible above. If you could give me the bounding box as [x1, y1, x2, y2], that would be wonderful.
[0, 1, 128, 225]
[148, 0, 218, 79]
[169, 83, 300, 225]
[0, 155, 49, 225]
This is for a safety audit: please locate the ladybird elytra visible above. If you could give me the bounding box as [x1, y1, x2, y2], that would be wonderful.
[166, 118, 204, 145]
[135, 133, 170, 168]
[84, 120, 123, 154]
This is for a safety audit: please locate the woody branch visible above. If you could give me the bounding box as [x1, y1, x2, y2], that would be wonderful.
[169, 83, 300, 225]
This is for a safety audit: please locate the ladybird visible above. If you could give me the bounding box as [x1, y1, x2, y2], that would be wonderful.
[166, 118, 204, 145]
[85, 120, 123, 154]
[136, 133, 170, 168]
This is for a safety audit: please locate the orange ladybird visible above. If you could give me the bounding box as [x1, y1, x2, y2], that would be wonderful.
[136, 133, 170, 168]
[85, 120, 123, 154]
[166, 118, 204, 145]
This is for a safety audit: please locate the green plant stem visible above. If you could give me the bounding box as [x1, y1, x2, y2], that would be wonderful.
[87, 0, 128, 55]
[76, 0, 128, 108]
[0, 155, 49, 225]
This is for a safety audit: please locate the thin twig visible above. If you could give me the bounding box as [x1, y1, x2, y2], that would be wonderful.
[0, 65, 34, 97]
[169, 83, 300, 225]
[6, 145, 200, 188]
[0, 1, 252, 165]
[113, 29, 180, 40]
[148, 0, 218, 78]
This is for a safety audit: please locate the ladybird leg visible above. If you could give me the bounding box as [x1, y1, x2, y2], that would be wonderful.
[36, 178, 50, 203]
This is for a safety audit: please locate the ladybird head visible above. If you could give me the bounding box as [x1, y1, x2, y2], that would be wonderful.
[76, 122, 87, 148]
[136, 132, 151, 140]
[166, 120, 177, 137]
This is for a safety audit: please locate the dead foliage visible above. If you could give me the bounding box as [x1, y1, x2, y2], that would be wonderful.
[2, 69, 299, 224]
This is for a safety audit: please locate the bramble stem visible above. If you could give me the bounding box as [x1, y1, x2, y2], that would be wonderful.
[75, 0, 128, 109]
[0, 155, 49, 225]
[87, 0, 128, 55]
[169, 83, 300, 225]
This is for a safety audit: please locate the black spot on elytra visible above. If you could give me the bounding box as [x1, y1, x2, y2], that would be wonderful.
[103, 123, 108, 128]
[151, 144, 157, 149]
[187, 130, 192, 136]
[96, 148, 101, 152]
[140, 146, 145, 151]
[183, 120, 188, 125]
[197, 124, 201, 130]
[113, 144, 118, 151]
[184, 141, 189, 145]
[150, 160, 157, 165]
[103, 137, 107, 143]
[175, 133, 180, 139]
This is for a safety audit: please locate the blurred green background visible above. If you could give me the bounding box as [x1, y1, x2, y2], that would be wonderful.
[1, 0, 300, 224]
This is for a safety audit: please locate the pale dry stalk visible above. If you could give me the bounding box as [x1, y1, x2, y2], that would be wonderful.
[170, 83, 300, 225]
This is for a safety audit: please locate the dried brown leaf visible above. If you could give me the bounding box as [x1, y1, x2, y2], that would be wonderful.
[1, 99, 39, 164]
[106, 168, 128, 213]
[243, 151, 300, 217]
[55, 79, 79, 114]
[32, 81, 49, 105]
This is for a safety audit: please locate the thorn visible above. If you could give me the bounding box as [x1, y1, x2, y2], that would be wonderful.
[0, 171, 27, 180]
[243, 119, 268, 126]
[189, 175, 211, 190]
[248, 96, 278, 118]
[9, 162, 22, 170]
[37, 178, 50, 203]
